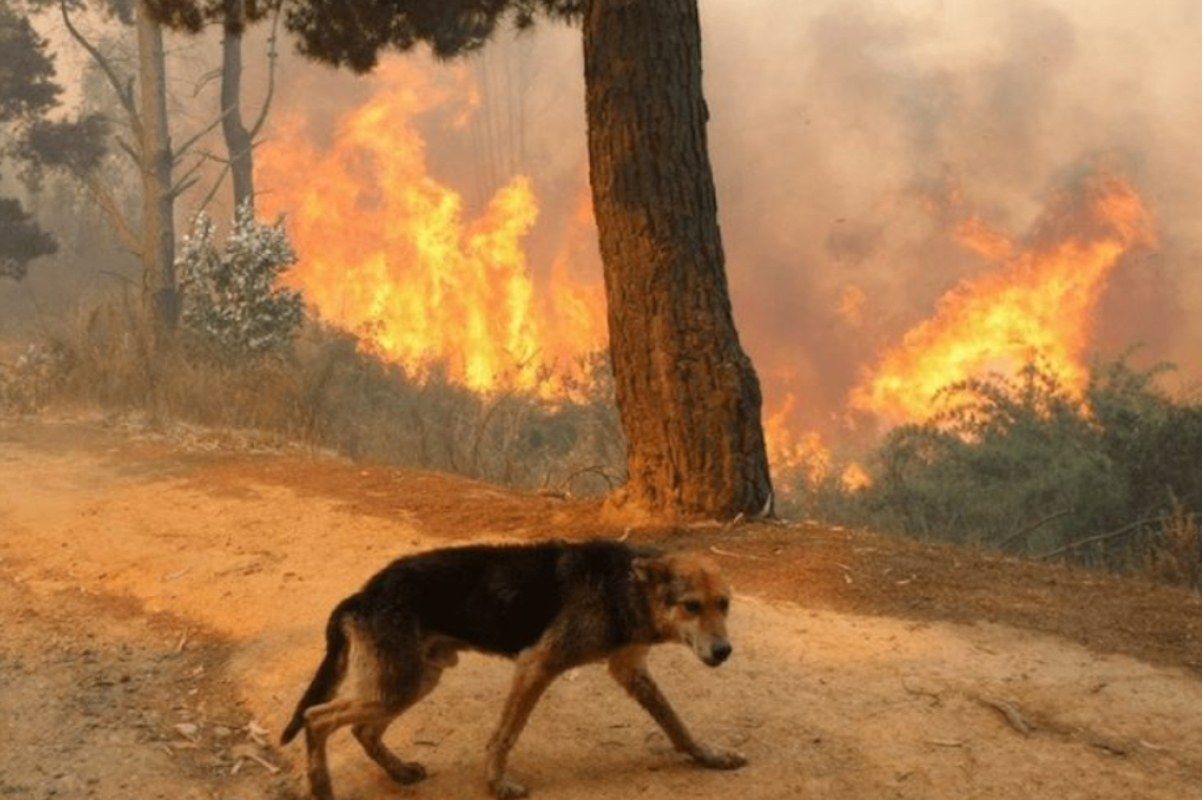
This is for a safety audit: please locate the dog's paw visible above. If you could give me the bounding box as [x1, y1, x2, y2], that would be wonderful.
[695, 747, 747, 770]
[490, 774, 531, 799]
[385, 760, 427, 785]
[307, 773, 335, 800]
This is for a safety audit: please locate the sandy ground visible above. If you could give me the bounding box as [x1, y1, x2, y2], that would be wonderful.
[2, 415, 1201, 800]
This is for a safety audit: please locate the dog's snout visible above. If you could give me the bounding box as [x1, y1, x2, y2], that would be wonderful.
[707, 640, 732, 666]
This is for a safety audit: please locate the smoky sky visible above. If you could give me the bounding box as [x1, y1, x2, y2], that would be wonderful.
[261, 0, 1202, 442]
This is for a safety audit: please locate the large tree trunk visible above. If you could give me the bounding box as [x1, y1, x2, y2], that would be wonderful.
[583, 0, 773, 519]
[221, 0, 255, 210]
[137, 1, 178, 328]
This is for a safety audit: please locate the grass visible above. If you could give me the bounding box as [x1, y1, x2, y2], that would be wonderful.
[0, 295, 625, 497]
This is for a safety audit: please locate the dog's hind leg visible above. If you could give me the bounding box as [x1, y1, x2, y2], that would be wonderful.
[352, 719, 427, 784]
[486, 644, 562, 799]
[302, 697, 394, 800]
[349, 649, 452, 786]
[302, 708, 336, 800]
[299, 617, 440, 798]
[608, 647, 746, 771]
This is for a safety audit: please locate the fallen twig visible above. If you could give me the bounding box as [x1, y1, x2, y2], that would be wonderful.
[244, 752, 281, 774]
[900, 677, 943, 701]
[708, 545, 764, 560]
[979, 697, 1034, 736]
[926, 738, 965, 748]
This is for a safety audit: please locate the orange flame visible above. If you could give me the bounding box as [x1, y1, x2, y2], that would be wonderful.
[851, 171, 1156, 425]
[763, 392, 834, 487]
[763, 390, 875, 491]
[257, 58, 606, 394]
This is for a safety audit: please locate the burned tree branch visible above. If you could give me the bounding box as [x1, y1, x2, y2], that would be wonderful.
[1000, 509, 1072, 553]
[195, 162, 231, 211]
[82, 176, 142, 255]
[1037, 517, 1161, 561]
[59, 1, 142, 141]
[247, 4, 282, 140]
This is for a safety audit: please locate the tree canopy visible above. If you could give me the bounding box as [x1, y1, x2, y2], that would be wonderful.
[0, 1, 113, 279]
[0, 1, 60, 278]
[0, 4, 60, 121]
[149, 0, 583, 66]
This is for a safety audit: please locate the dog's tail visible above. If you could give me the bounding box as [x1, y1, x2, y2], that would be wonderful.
[280, 596, 358, 745]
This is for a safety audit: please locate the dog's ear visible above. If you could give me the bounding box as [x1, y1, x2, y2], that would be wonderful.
[631, 556, 671, 586]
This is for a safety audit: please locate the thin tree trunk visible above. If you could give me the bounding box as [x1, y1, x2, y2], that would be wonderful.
[583, 0, 773, 519]
[221, 0, 255, 210]
[137, 1, 178, 328]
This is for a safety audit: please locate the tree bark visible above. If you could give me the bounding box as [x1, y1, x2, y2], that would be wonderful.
[221, 0, 255, 211]
[137, 0, 179, 328]
[583, 0, 773, 519]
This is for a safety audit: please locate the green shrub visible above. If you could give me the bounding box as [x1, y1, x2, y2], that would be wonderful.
[177, 202, 304, 359]
[806, 355, 1202, 582]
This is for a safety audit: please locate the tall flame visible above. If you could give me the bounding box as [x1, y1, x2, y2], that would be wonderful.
[851, 171, 1156, 425]
[257, 59, 606, 394]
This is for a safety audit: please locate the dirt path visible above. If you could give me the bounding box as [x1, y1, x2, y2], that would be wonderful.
[2, 416, 1201, 799]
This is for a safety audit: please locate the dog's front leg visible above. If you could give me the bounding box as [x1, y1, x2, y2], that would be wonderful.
[608, 649, 746, 770]
[486, 646, 559, 799]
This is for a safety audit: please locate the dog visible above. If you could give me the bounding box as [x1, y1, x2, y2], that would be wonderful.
[280, 538, 746, 799]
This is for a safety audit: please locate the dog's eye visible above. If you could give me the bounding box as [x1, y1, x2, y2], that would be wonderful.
[717, 597, 730, 613]
[681, 600, 703, 615]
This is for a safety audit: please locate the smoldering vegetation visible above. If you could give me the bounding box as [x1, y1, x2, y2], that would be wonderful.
[783, 357, 1202, 590]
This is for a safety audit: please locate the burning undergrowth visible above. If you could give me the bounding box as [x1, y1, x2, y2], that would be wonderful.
[797, 355, 1202, 586]
[849, 168, 1156, 427]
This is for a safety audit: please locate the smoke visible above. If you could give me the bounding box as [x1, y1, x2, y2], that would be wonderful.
[698, 0, 1202, 436]
[259, 0, 1202, 444]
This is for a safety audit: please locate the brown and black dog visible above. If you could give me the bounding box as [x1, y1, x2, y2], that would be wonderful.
[280, 538, 746, 799]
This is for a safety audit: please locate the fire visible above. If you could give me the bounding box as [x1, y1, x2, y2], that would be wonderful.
[763, 392, 832, 487]
[763, 392, 872, 491]
[256, 57, 1157, 494]
[851, 171, 1156, 425]
[257, 58, 606, 394]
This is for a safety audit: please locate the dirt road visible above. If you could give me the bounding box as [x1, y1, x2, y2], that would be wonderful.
[2, 416, 1201, 799]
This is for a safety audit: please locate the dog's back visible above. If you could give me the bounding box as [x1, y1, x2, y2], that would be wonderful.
[359, 539, 648, 654]
[363, 541, 563, 656]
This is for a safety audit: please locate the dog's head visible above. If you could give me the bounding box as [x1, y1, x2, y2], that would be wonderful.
[633, 552, 734, 667]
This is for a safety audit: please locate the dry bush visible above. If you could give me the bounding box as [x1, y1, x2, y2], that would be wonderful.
[1144, 500, 1201, 590]
[288, 324, 624, 492]
[55, 293, 159, 411]
[0, 342, 67, 413]
[35, 301, 624, 496]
